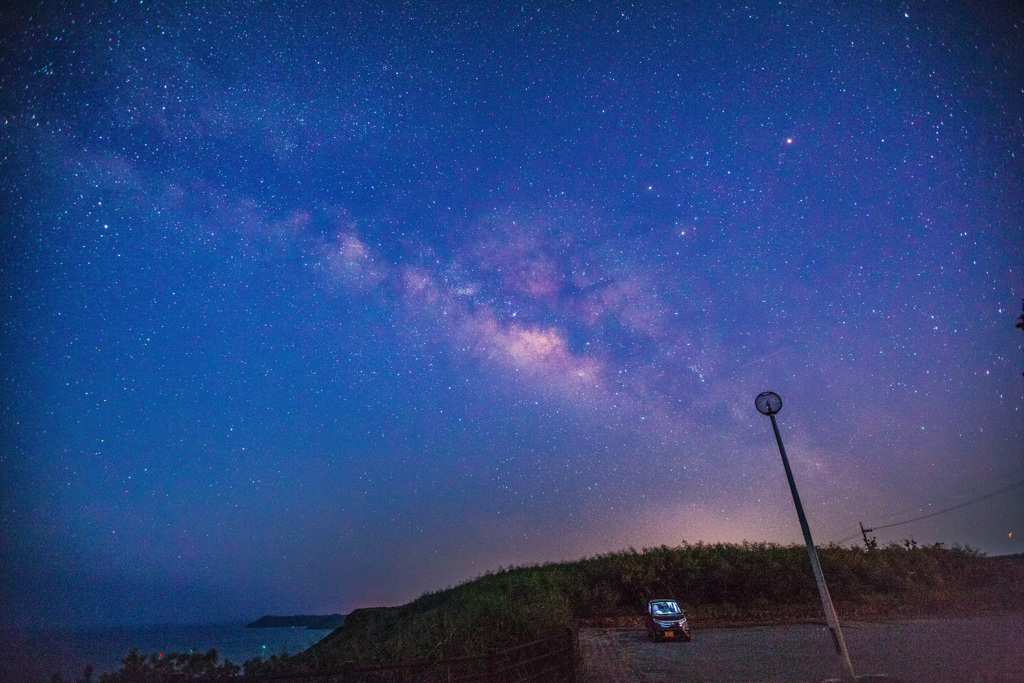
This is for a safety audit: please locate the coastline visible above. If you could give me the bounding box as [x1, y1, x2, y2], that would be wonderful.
[0, 621, 333, 683]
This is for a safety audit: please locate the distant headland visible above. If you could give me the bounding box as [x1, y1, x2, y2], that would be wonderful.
[246, 614, 346, 630]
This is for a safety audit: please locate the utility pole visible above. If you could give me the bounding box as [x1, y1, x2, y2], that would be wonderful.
[859, 522, 875, 549]
[1016, 299, 1024, 376]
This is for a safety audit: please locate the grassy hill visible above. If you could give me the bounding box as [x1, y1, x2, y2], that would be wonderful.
[298, 542, 1024, 668]
[84, 542, 1024, 680]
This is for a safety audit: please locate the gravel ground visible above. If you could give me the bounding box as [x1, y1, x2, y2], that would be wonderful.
[578, 613, 1024, 682]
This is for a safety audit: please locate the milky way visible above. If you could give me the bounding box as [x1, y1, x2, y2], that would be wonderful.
[2, 1, 1022, 626]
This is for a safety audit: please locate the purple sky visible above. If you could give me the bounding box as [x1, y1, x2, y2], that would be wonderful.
[2, 1, 1022, 627]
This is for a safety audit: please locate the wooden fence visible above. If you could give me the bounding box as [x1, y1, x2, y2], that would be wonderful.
[215, 628, 577, 683]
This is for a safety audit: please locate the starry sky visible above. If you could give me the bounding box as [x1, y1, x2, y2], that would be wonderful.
[2, 1, 1022, 628]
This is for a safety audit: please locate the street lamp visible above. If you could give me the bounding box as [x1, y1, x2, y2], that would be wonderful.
[756, 391, 856, 682]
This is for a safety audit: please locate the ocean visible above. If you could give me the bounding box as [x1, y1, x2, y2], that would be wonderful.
[0, 622, 334, 682]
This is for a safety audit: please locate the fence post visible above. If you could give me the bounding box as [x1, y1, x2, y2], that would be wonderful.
[566, 626, 578, 682]
[486, 647, 499, 683]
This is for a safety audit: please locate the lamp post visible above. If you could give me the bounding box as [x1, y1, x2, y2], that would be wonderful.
[755, 391, 856, 682]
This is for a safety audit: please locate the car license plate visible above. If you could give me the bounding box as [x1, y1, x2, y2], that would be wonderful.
[664, 631, 674, 638]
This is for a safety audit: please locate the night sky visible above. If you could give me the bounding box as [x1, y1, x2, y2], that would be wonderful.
[2, 1, 1022, 628]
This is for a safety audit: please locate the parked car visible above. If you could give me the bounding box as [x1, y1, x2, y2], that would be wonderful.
[645, 599, 691, 641]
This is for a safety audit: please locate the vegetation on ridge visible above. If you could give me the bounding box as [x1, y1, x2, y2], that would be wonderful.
[60, 541, 1024, 680]
[299, 541, 1023, 668]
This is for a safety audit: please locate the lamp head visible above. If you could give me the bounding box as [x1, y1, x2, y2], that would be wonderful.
[755, 391, 782, 416]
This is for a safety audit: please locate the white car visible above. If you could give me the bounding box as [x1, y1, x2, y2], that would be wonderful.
[645, 599, 691, 641]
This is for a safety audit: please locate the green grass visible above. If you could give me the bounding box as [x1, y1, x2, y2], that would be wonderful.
[84, 542, 1024, 679]
[300, 542, 1024, 668]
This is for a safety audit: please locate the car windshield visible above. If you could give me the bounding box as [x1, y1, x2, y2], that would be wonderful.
[650, 601, 681, 615]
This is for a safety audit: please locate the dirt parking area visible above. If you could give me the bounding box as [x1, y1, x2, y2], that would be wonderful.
[578, 613, 1024, 682]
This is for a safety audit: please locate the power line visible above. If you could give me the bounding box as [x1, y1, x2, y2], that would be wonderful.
[834, 479, 1024, 546]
